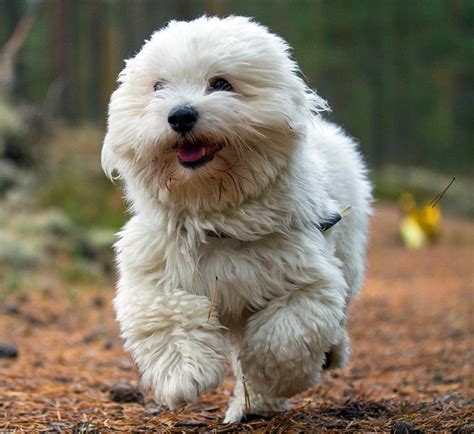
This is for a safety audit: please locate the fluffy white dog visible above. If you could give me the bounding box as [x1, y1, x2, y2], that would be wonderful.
[102, 16, 372, 423]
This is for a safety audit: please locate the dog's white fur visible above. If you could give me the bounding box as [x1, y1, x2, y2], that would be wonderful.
[102, 16, 372, 423]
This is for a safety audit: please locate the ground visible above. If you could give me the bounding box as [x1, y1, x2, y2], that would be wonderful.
[1, 204, 473, 432]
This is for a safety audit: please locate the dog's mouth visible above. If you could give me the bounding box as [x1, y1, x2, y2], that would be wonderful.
[176, 140, 222, 169]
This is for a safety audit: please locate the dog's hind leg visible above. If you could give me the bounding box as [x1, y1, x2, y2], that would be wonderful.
[322, 327, 350, 370]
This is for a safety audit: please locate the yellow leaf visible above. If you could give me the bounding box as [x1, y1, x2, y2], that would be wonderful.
[400, 216, 426, 250]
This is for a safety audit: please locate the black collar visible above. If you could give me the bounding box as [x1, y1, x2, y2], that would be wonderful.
[204, 229, 233, 239]
[204, 211, 342, 239]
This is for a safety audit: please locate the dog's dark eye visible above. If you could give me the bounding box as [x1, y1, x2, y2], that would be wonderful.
[209, 77, 233, 92]
[154, 81, 165, 91]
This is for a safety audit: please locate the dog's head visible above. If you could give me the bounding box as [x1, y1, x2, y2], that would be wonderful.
[102, 16, 327, 212]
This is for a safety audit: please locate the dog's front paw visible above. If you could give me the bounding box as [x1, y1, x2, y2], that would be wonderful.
[119, 288, 229, 410]
[155, 364, 222, 409]
[136, 324, 228, 409]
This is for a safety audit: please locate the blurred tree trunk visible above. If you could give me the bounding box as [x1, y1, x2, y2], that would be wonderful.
[0, 1, 22, 52]
[101, 19, 121, 125]
[206, 0, 224, 15]
[175, 0, 192, 20]
[48, 0, 68, 120]
[368, 2, 396, 168]
[85, 0, 104, 122]
[0, 1, 39, 98]
[129, 0, 148, 48]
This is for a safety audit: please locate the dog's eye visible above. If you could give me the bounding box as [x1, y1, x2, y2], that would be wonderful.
[209, 77, 233, 92]
[154, 81, 165, 92]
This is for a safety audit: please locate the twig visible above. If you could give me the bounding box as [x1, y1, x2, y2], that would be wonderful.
[340, 205, 352, 215]
[429, 177, 455, 208]
[207, 276, 219, 323]
[242, 376, 251, 414]
[160, 407, 187, 425]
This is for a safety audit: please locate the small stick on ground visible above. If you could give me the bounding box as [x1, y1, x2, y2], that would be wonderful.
[242, 376, 251, 414]
[160, 407, 187, 425]
[207, 276, 219, 323]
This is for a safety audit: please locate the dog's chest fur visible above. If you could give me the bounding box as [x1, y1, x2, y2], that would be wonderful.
[174, 232, 319, 324]
[119, 190, 337, 329]
[180, 201, 334, 318]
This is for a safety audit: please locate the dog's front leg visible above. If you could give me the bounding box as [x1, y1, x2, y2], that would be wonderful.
[239, 271, 347, 398]
[114, 283, 228, 409]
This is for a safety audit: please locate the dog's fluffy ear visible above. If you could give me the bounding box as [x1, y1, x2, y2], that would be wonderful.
[101, 130, 119, 180]
[102, 75, 136, 181]
[102, 54, 142, 181]
[102, 88, 124, 181]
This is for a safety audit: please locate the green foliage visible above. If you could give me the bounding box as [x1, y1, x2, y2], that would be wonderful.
[36, 126, 128, 230]
[59, 262, 103, 284]
[3, 271, 22, 292]
[38, 168, 126, 230]
[0, 271, 23, 305]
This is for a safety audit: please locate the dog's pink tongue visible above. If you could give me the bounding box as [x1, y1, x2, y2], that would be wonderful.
[177, 145, 206, 162]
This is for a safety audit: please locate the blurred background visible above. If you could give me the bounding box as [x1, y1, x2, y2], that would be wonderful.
[1, 2, 473, 431]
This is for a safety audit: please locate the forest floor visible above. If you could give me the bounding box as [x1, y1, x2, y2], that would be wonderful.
[1, 204, 473, 433]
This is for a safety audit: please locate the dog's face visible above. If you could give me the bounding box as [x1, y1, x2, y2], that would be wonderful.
[102, 16, 327, 212]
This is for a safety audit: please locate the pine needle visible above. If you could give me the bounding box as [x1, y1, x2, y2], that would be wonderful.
[207, 276, 219, 323]
[242, 376, 251, 414]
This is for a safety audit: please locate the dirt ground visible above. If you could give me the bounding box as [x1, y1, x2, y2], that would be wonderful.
[1, 204, 473, 432]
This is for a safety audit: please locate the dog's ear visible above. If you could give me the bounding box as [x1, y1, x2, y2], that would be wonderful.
[102, 59, 140, 182]
[102, 87, 127, 181]
[101, 130, 119, 181]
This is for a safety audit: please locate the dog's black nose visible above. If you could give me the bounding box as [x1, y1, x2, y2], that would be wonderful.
[168, 105, 198, 134]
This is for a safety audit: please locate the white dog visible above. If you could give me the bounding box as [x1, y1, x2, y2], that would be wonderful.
[102, 16, 372, 423]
